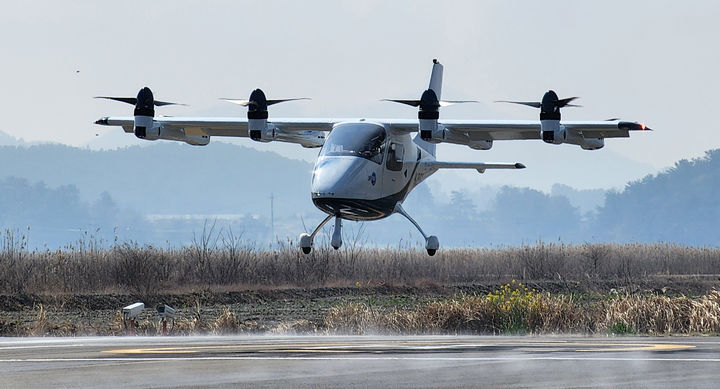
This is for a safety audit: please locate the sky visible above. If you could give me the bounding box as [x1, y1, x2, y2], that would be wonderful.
[1, 1, 718, 193]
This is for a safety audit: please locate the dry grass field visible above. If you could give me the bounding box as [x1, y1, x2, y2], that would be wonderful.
[0, 230, 719, 336]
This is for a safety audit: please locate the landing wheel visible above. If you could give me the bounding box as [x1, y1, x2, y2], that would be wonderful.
[394, 203, 440, 258]
[425, 235, 439, 256]
[331, 217, 342, 250]
[299, 233, 313, 255]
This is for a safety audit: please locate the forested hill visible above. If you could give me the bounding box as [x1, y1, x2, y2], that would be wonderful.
[594, 149, 720, 245]
[0, 141, 316, 216]
[2, 130, 720, 248]
[406, 149, 720, 247]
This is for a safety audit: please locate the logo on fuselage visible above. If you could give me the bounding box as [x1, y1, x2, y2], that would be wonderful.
[368, 171, 376, 186]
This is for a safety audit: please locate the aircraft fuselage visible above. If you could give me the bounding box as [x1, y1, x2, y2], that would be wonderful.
[310, 122, 432, 221]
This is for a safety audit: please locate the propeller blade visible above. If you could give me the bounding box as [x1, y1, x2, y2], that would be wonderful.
[94, 96, 137, 105]
[495, 100, 542, 108]
[439, 100, 479, 107]
[94, 96, 185, 106]
[497, 97, 579, 108]
[383, 99, 477, 107]
[605, 118, 621, 121]
[266, 98, 311, 106]
[221, 97, 310, 107]
[220, 98, 251, 106]
[154, 100, 186, 107]
[557, 97, 580, 107]
[381, 99, 421, 107]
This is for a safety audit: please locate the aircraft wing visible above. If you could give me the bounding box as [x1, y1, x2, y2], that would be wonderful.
[387, 119, 649, 150]
[97, 116, 336, 134]
[388, 119, 648, 140]
[95, 116, 336, 147]
[97, 115, 648, 149]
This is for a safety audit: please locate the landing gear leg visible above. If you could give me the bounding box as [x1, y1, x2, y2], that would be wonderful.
[298, 214, 334, 255]
[331, 217, 343, 250]
[394, 203, 439, 256]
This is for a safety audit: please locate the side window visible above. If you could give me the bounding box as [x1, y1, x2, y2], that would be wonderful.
[369, 138, 385, 164]
[386, 143, 404, 171]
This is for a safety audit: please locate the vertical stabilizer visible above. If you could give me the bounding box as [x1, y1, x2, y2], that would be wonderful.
[428, 59, 443, 101]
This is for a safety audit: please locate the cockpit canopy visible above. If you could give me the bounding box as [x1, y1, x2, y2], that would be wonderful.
[319, 123, 386, 164]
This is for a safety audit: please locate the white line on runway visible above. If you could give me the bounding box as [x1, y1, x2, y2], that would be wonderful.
[1, 356, 719, 363]
[0, 344, 86, 350]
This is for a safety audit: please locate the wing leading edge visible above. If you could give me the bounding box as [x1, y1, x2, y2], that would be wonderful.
[95, 116, 336, 147]
[386, 119, 649, 150]
[96, 116, 648, 149]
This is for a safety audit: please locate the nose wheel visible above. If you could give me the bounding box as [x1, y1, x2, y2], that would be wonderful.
[425, 235, 439, 256]
[298, 214, 342, 255]
[299, 233, 313, 254]
[331, 217, 343, 250]
[394, 203, 440, 256]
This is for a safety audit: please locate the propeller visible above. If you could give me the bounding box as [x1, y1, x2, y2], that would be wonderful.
[221, 89, 309, 119]
[497, 90, 580, 120]
[94, 87, 186, 139]
[95, 87, 185, 109]
[94, 96, 183, 106]
[221, 88, 310, 139]
[383, 90, 478, 123]
[382, 97, 478, 108]
[222, 97, 310, 107]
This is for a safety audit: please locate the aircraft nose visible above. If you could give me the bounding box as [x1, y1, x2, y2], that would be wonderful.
[311, 157, 371, 198]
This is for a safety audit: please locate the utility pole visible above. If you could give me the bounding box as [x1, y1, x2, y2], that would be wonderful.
[269, 193, 275, 244]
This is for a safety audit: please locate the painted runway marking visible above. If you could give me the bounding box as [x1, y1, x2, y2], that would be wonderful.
[101, 341, 696, 355]
[576, 344, 694, 352]
[1, 356, 719, 363]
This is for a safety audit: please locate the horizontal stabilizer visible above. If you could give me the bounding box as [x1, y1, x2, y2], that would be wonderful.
[423, 161, 525, 174]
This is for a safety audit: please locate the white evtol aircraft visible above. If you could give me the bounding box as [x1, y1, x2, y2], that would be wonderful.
[95, 60, 649, 255]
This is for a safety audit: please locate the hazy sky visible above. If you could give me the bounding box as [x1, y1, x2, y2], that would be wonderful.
[2, 1, 718, 192]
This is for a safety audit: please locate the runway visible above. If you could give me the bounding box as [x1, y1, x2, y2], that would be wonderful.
[1, 335, 718, 388]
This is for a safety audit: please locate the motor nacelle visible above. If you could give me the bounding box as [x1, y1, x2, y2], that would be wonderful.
[95, 86, 186, 142]
[292, 130, 325, 148]
[580, 137, 604, 150]
[418, 88, 441, 140]
[184, 134, 210, 146]
[247, 88, 271, 141]
[250, 123, 275, 143]
[500, 90, 578, 146]
[132, 87, 187, 142]
[541, 129, 567, 144]
[541, 120, 566, 145]
[134, 116, 159, 140]
[420, 127, 445, 144]
[468, 139, 493, 150]
[136, 124, 210, 146]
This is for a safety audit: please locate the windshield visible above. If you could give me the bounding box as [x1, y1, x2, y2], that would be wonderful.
[320, 123, 386, 164]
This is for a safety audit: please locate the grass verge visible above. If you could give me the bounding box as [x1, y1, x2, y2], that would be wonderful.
[325, 282, 720, 335]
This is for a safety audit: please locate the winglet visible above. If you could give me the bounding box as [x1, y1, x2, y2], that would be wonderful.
[619, 121, 653, 131]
